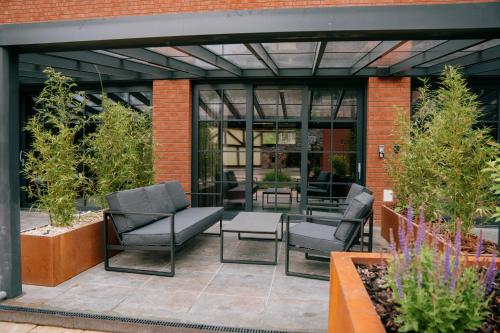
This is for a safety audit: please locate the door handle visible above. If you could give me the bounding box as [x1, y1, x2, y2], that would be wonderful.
[357, 163, 361, 180]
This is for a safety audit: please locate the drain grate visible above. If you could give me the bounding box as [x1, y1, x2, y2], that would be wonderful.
[0, 304, 302, 333]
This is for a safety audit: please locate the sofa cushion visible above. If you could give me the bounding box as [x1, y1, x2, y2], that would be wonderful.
[144, 184, 176, 214]
[106, 188, 155, 234]
[164, 181, 190, 211]
[121, 207, 224, 246]
[345, 183, 365, 204]
[334, 192, 373, 242]
[289, 222, 344, 253]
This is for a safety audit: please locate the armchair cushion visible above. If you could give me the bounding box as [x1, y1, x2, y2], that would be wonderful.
[289, 222, 344, 253]
[164, 181, 190, 211]
[106, 188, 155, 234]
[121, 207, 223, 246]
[335, 192, 373, 242]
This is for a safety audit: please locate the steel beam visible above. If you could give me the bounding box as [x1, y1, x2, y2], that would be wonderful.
[312, 41, 327, 76]
[389, 39, 485, 75]
[20, 62, 107, 80]
[174, 46, 241, 76]
[350, 41, 403, 75]
[46, 51, 172, 78]
[0, 47, 22, 299]
[20, 53, 145, 78]
[245, 43, 279, 76]
[1, 3, 499, 51]
[427, 45, 500, 74]
[108, 48, 206, 77]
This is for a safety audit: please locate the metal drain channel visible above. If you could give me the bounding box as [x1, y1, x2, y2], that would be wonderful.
[0, 304, 302, 333]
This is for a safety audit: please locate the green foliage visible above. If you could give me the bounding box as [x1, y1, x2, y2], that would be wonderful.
[482, 157, 500, 222]
[386, 66, 498, 234]
[388, 247, 490, 333]
[85, 96, 154, 207]
[331, 155, 350, 176]
[262, 170, 292, 183]
[22, 68, 86, 226]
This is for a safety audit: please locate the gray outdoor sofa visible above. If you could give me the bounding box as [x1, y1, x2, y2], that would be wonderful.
[103, 181, 223, 277]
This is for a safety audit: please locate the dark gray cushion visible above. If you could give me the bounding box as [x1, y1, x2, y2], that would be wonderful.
[307, 211, 342, 226]
[345, 183, 365, 204]
[106, 188, 155, 234]
[164, 181, 190, 211]
[335, 192, 373, 242]
[289, 222, 344, 253]
[121, 207, 223, 246]
[144, 184, 176, 214]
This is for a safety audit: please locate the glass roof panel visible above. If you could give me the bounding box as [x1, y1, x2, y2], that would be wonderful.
[370, 40, 447, 67]
[262, 42, 316, 53]
[222, 55, 265, 69]
[94, 50, 129, 59]
[149, 47, 217, 70]
[417, 51, 473, 67]
[465, 39, 500, 51]
[325, 41, 380, 53]
[204, 44, 251, 55]
[270, 53, 314, 68]
[320, 52, 366, 68]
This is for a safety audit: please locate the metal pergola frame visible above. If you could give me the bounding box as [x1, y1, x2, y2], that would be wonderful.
[1, 2, 500, 299]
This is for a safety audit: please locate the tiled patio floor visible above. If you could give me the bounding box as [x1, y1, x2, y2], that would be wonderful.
[5, 212, 496, 332]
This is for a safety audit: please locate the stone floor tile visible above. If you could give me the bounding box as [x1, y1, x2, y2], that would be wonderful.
[270, 275, 329, 302]
[28, 326, 83, 333]
[141, 271, 214, 292]
[2, 285, 69, 307]
[0, 322, 36, 333]
[109, 289, 199, 319]
[204, 272, 273, 297]
[44, 284, 132, 313]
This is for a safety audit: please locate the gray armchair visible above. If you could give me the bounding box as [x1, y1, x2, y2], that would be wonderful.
[285, 191, 374, 281]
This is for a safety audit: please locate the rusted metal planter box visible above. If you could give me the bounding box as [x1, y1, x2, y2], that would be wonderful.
[21, 219, 105, 287]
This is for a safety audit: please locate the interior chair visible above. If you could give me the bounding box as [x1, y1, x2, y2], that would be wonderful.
[285, 191, 374, 281]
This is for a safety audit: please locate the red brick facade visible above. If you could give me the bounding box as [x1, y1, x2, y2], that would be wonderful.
[152, 80, 192, 192]
[1, 0, 493, 24]
[365, 77, 411, 222]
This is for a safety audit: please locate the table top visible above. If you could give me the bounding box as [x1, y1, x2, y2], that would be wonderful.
[262, 187, 292, 194]
[223, 212, 283, 233]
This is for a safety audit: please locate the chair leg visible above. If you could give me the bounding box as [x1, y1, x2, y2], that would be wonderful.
[286, 248, 329, 281]
[202, 219, 222, 236]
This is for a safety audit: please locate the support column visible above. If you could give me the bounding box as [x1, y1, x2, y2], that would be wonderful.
[0, 47, 21, 298]
[366, 77, 411, 224]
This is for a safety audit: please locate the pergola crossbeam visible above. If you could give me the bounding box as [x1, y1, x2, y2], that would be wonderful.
[108, 48, 206, 77]
[312, 41, 327, 75]
[350, 41, 403, 75]
[389, 39, 486, 75]
[427, 45, 500, 74]
[174, 46, 242, 76]
[465, 58, 500, 75]
[245, 43, 279, 76]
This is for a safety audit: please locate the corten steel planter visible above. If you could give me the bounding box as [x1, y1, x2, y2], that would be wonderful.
[21, 219, 117, 287]
[328, 252, 500, 333]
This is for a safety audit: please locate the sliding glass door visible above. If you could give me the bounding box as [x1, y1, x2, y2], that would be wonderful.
[193, 83, 364, 217]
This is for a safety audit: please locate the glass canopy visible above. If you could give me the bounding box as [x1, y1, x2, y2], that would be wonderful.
[18, 39, 500, 83]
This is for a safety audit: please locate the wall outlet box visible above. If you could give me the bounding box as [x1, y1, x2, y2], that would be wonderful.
[383, 189, 394, 202]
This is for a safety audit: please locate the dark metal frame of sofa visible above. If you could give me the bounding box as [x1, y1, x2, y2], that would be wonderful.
[284, 210, 373, 281]
[103, 192, 222, 277]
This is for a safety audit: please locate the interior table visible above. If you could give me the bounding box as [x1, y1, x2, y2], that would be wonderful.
[261, 187, 292, 208]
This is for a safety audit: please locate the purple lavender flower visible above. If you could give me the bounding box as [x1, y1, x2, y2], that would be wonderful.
[395, 273, 404, 299]
[450, 221, 461, 290]
[414, 207, 426, 256]
[406, 204, 414, 242]
[443, 240, 451, 286]
[398, 219, 411, 269]
[474, 230, 483, 264]
[484, 253, 497, 295]
[389, 231, 397, 257]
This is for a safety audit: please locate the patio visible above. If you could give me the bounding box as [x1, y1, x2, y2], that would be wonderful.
[0, 211, 392, 332]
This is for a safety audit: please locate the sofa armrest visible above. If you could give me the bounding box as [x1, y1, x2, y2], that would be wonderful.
[185, 192, 222, 196]
[105, 210, 173, 217]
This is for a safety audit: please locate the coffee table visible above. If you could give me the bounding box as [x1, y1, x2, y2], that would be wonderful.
[220, 212, 283, 265]
[262, 187, 292, 208]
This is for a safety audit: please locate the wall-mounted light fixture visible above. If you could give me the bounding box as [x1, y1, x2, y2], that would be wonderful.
[378, 145, 385, 159]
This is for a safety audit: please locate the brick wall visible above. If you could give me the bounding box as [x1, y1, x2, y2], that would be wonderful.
[365, 77, 411, 223]
[1, 0, 494, 24]
[152, 80, 192, 192]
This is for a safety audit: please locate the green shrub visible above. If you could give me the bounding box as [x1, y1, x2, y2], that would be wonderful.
[85, 96, 154, 207]
[387, 214, 494, 333]
[482, 157, 500, 222]
[331, 155, 350, 176]
[386, 66, 498, 234]
[22, 68, 86, 226]
[262, 170, 292, 183]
